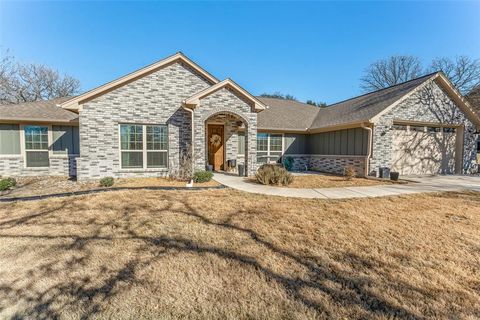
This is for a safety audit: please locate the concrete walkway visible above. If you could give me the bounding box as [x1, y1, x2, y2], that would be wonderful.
[213, 173, 480, 199]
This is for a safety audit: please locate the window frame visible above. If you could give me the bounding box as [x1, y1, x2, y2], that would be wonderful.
[119, 123, 169, 170]
[256, 132, 284, 164]
[23, 125, 50, 168]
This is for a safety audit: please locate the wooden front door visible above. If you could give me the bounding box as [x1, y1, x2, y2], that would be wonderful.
[208, 125, 224, 171]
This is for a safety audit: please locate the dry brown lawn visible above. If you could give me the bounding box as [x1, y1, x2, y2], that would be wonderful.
[287, 174, 398, 188]
[0, 176, 219, 198]
[0, 189, 479, 319]
[250, 173, 399, 188]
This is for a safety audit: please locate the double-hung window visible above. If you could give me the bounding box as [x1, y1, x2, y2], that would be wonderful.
[257, 133, 283, 164]
[24, 126, 49, 167]
[120, 124, 168, 169]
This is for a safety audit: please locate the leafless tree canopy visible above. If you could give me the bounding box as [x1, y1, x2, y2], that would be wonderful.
[360, 55, 480, 96]
[428, 56, 480, 95]
[0, 54, 81, 105]
[360, 56, 423, 92]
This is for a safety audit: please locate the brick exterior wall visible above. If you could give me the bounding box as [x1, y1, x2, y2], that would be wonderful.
[194, 87, 257, 176]
[370, 80, 478, 176]
[76, 62, 258, 180]
[289, 155, 366, 176]
[0, 155, 78, 177]
[77, 61, 213, 180]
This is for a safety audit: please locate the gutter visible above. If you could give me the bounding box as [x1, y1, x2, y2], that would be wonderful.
[361, 123, 373, 177]
[182, 104, 195, 179]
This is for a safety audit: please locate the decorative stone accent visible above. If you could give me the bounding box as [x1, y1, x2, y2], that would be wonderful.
[289, 154, 366, 176]
[0, 155, 78, 177]
[193, 87, 258, 176]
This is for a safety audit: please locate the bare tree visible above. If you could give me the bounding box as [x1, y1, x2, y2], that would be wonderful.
[466, 85, 480, 114]
[360, 56, 423, 92]
[428, 56, 480, 95]
[0, 53, 80, 105]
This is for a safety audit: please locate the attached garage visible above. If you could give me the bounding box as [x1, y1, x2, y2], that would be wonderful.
[391, 123, 462, 175]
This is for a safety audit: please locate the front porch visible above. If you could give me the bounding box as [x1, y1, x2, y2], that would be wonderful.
[203, 112, 250, 176]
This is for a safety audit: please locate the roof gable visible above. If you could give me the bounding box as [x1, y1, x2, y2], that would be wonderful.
[60, 52, 219, 110]
[183, 79, 266, 112]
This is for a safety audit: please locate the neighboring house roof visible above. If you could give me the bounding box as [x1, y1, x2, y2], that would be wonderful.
[0, 97, 79, 123]
[184, 79, 266, 111]
[60, 52, 219, 110]
[256, 97, 319, 131]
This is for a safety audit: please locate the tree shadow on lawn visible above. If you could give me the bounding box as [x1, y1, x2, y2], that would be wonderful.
[0, 191, 451, 319]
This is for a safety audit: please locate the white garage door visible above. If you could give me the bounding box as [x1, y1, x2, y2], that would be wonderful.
[392, 124, 458, 175]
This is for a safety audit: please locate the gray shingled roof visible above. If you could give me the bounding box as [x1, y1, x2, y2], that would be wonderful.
[0, 74, 438, 130]
[256, 97, 319, 130]
[257, 73, 436, 131]
[310, 73, 436, 129]
[0, 97, 79, 123]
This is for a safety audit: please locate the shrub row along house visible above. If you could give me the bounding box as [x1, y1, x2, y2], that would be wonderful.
[0, 52, 479, 180]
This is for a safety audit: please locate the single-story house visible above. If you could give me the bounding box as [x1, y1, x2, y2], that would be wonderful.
[1, 52, 479, 180]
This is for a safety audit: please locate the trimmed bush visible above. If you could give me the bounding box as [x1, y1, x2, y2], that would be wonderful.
[255, 164, 293, 186]
[0, 177, 16, 191]
[99, 177, 114, 187]
[344, 166, 356, 181]
[283, 156, 294, 171]
[193, 170, 213, 183]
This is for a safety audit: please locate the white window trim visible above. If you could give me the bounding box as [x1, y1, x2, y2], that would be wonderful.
[21, 124, 51, 169]
[257, 133, 284, 163]
[118, 123, 169, 171]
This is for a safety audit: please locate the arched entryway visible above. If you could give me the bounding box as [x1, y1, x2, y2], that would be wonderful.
[204, 111, 249, 176]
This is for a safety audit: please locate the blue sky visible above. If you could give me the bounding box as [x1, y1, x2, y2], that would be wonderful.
[1, 1, 479, 104]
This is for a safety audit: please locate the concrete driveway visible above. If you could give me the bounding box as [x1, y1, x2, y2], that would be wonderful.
[213, 173, 480, 199]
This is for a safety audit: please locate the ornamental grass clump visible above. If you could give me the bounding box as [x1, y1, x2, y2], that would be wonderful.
[344, 166, 357, 181]
[255, 164, 293, 186]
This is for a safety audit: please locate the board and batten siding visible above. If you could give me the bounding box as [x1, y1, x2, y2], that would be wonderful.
[0, 123, 79, 177]
[284, 134, 307, 154]
[307, 128, 368, 156]
[0, 124, 21, 155]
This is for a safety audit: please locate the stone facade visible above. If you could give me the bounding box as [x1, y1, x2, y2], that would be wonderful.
[289, 154, 366, 176]
[370, 80, 478, 176]
[0, 155, 78, 177]
[77, 61, 213, 180]
[193, 87, 257, 176]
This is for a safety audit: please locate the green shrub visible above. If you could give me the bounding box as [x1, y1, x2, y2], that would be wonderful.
[193, 170, 213, 183]
[99, 177, 114, 187]
[255, 164, 293, 186]
[283, 156, 294, 171]
[0, 177, 16, 191]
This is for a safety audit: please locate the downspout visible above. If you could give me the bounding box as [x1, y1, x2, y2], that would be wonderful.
[182, 104, 195, 183]
[361, 123, 373, 177]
